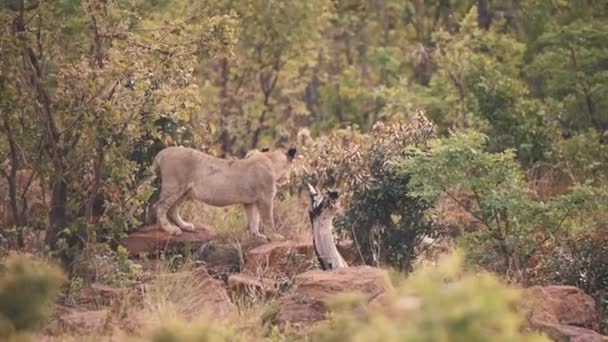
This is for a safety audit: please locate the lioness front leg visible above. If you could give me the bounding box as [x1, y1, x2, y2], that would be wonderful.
[244, 203, 266, 241]
[257, 198, 274, 241]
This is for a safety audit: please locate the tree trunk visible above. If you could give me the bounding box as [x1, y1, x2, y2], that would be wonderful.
[477, 0, 493, 30]
[46, 177, 67, 250]
[307, 184, 348, 270]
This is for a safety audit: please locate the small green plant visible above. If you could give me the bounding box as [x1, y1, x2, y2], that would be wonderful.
[0, 253, 65, 339]
[314, 250, 550, 342]
[71, 243, 142, 286]
[148, 319, 242, 342]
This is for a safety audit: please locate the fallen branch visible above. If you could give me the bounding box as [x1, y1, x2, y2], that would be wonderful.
[307, 183, 348, 270]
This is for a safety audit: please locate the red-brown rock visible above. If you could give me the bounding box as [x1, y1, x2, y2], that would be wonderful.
[273, 266, 393, 329]
[75, 283, 129, 309]
[522, 285, 608, 342]
[532, 321, 608, 342]
[243, 241, 314, 277]
[242, 240, 356, 278]
[58, 309, 110, 334]
[227, 273, 277, 297]
[523, 285, 599, 330]
[154, 267, 237, 321]
[121, 225, 217, 256]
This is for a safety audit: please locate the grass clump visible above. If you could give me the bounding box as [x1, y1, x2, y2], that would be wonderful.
[0, 253, 65, 340]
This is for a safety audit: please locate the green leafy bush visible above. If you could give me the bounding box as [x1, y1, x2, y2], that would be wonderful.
[555, 130, 608, 185]
[0, 253, 65, 339]
[397, 131, 608, 279]
[148, 319, 242, 342]
[335, 162, 435, 272]
[314, 251, 549, 342]
[290, 112, 438, 271]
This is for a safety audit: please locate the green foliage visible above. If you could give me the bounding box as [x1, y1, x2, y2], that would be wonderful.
[70, 243, 142, 286]
[398, 131, 608, 277]
[404, 6, 553, 165]
[195, 0, 332, 153]
[555, 129, 608, 184]
[291, 112, 437, 271]
[336, 164, 435, 272]
[537, 229, 608, 333]
[0, 0, 238, 252]
[524, 3, 608, 135]
[0, 254, 65, 339]
[148, 319, 242, 342]
[314, 251, 550, 342]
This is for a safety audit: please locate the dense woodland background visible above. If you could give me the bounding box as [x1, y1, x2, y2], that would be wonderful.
[1, 0, 608, 341]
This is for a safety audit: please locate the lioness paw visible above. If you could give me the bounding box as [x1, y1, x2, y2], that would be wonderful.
[161, 225, 182, 236]
[253, 232, 270, 242]
[180, 223, 196, 232]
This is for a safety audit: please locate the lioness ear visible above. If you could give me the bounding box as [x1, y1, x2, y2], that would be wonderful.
[287, 147, 297, 161]
[261, 147, 270, 152]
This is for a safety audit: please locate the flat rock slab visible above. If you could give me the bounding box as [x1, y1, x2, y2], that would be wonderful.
[521, 285, 608, 342]
[58, 309, 110, 334]
[273, 266, 394, 329]
[121, 225, 217, 256]
[227, 273, 278, 298]
[243, 240, 355, 278]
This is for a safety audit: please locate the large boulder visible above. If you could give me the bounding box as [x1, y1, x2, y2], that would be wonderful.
[121, 225, 217, 256]
[153, 267, 237, 321]
[227, 273, 278, 298]
[74, 283, 131, 309]
[272, 266, 393, 329]
[522, 285, 608, 342]
[57, 308, 110, 335]
[243, 241, 314, 278]
[532, 321, 608, 342]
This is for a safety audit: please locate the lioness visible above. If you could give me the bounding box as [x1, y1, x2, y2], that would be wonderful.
[152, 146, 297, 239]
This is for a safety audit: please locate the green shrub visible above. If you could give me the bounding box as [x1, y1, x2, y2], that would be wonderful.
[397, 131, 608, 279]
[148, 319, 242, 342]
[314, 251, 550, 342]
[555, 130, 608, 185]
[0, 253, 65, 339]
[290, 112, 439, 271]
[537, 229, 608, 333]
[336, 164, 435, 272]
[70, 243, 142, 286]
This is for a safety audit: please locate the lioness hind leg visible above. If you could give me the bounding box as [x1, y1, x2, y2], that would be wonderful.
[154, 191, 183, 235]
[243, 203, 266, 240]
[168, 192, 195, 232]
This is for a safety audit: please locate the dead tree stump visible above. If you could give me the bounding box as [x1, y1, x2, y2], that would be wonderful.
[307, 183, 348, 270]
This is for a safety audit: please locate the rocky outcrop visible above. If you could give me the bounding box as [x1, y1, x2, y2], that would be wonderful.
[272, 266, 393, 329]
[75, 283, 130, 309]
[155, 267, 237, 321]
[57, 309, 110, 334]
[522, 285, 608, 342]
[121, 225, 217, 256]
[227, 273, 278, 298]
[242, 240, 355, 278]
[242, 241, 314, 277]
[532, 321, 608, 342]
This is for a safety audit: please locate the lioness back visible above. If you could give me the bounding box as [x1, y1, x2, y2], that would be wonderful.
[154, 146, 278, 207]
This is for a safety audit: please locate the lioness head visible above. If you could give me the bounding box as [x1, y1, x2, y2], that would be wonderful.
[257, 146, 297, 181]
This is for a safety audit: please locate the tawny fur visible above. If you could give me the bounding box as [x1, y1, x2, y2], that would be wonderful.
[152, 146, 296, 238]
